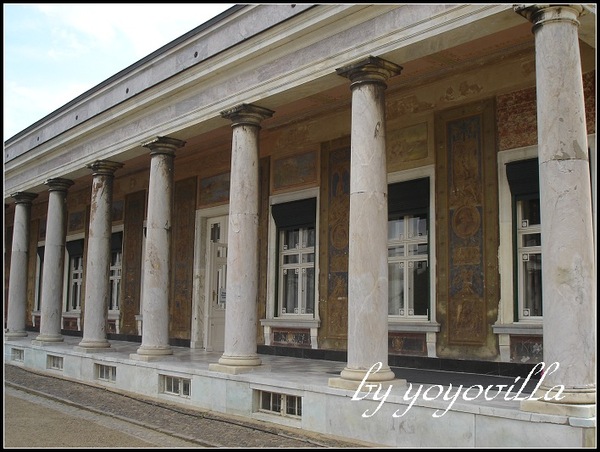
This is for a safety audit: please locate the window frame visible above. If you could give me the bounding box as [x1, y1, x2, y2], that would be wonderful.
[108, 229, 124, 313]
[277, 225, 316, 316]
[387, 211, 430, 319]
[514, 195, 543, 320]
[387, 167, 436, 325]
[266, 188, 320, 321]
[64, 237, 85, 313]
[34, 244, 45, 313]
[497, 146, 542, 326]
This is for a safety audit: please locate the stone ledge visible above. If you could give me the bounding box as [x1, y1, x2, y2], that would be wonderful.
[328, 377, 407, 391]
[208, 363, 271, 375]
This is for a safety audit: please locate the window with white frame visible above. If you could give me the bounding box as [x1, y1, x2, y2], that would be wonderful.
[160, 375, 191, 398]
[272, 198, 317, 316]
[387, 178, 430, 319]
[506, 158, 542, 320]
[95, 363, 117, 382]
[258, 390, 302, 418]
[66, 239, 85, 312]
[516, 197, 542, 318]
[109, 231, 123, 311]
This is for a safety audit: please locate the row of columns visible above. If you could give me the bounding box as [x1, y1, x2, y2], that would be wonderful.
[4, 4, 595, 415]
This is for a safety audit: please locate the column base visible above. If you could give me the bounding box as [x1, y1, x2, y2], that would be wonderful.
[329, 365, 406, 390]
[209, 354, 262, 374]
[520, 386, 596, 418]
[328, 377, 407, 391]
[74, 340, 113, 353]
[32, 334, 64, 345]
[130, 344, 173, 361]
[340, 366, 396, 382]
[4, 330, 28, 339]
[521, 399, 596, 418]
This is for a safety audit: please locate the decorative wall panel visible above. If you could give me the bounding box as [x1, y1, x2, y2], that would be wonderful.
[323, 144, 350, 341]
[169, 177, 197, 339]
[199, 172, 230, 207]
[435, 100, 499, 354]
[272, 150, 318, 192]
[120, 190, 145, 335]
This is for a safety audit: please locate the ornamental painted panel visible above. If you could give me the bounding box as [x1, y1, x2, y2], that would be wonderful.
[120, 190, 145, 335]
[326, 146, 350, 339]
[112, 199, 124, 222]
[387, 121, 429, 169]
[169, 177, 197, 340]
[68, 210, 85, 232]
[272, 150, 318, 192]
[199, 172, 230, 207]
[435, 99, 499, 354]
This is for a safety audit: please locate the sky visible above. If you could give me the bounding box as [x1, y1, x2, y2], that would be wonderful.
[3, 3, 235, 142]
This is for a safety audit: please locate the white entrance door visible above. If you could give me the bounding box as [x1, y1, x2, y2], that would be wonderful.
[206, 216, 228, 352]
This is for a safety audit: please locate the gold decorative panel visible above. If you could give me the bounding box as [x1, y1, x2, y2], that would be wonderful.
[272, 150, 318, 193]
[435, 100, 499, 353]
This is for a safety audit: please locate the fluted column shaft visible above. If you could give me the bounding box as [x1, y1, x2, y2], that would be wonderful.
[77, 161, 123, 350]
[5, 192, 38, 337]
[34, 178, 74, 343]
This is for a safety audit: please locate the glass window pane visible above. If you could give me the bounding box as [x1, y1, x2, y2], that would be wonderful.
[405, 214, 428, 237]
[416, 215, 428, 237]
[283, 255, 299, 264]
[273, 394, 282, 412]
[305, 227, 315, 247]
[388, 245, 404, 257]
[305, 267, 315, 314]
[411, 260, 429, 316]
[388, 263, 404, 315]
[521, 199, 541, 226]
[302, 253, 314, 263]
[522, 233, 541, 247]
[522, 253, 543, 316]
[388, 218, 404, 240]
[407, 244, 419, 256]
[261, 392, 271, 410]
[283, 271, 298, 313]
[283, 229, 300, 249]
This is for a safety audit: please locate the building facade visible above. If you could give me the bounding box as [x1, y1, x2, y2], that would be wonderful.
[4, 4, 596, 447]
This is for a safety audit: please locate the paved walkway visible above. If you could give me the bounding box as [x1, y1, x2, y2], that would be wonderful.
[4, 364, 371, 449]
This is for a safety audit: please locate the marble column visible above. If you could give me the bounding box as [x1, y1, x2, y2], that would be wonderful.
[76, 161, 123, 351]
[133, 137, 185, 359]
[515, 5, 596, 417]
[209, 103, 273, 374]
[329, 56, 403, 389]
[33, 178, 74, 344]
[5, 192, 38, 338]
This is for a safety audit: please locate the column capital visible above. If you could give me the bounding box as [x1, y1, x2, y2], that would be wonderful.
[514, 4, 585, 31]
[220, 103, 274, 128]
[336, 55, 402, 89]
[87, 160, 124, 177]
[44, 178, 74, 192]
[142, 136, 186, 156]
[10, 192, 38, 205]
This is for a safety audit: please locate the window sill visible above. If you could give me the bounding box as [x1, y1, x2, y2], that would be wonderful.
[493, 323, 542, 336]
[388, 321, 440, 333]
[260, 318, 320, 329]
